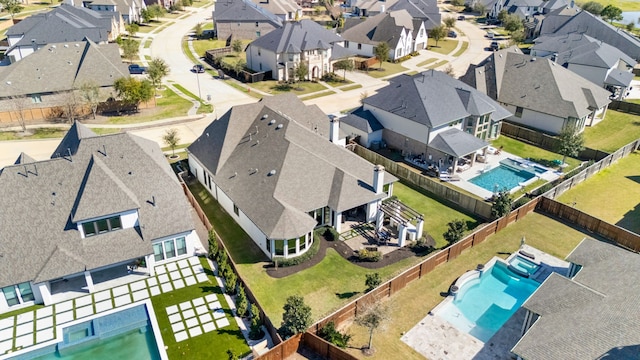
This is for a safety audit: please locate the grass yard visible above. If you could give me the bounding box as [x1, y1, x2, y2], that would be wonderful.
[364, 62, 408, 79]
[344, 211, 593, 359]
[416, 58, 438, 67]
[250, 80, 328, 96]
[107, 87, 193, 124]
[91, 127, 122, 135]
[577, 0, 640, 11]
[427, 38, 458, 55]
[427, 60, 448, 69]
[557, 151, 640, 234]
[300, 90, 336, 101]
[191, 38, 217, 58]
[224, 80, 263, 99]
[490, 136, 581, 172]
[340, 84, 363, 91]
[151, 257, 250, 360]
[0, 128, 67, 140]
[452, 41, 469, 57]
[583, 110, 640, 153]
[172, 84, 214, 113]
[393, 182, 482, 248]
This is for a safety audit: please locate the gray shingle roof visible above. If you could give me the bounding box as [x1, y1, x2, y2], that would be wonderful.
[341, 107, 384, 133]
[14, 152, 36, 165]
[0, 123, 196, 287]
[605, 69, 634, 87]
[533, 33, 636, 69]
[0, 40, 128, 97]
[428, 128, 489, 157]
[187, 94, 397, 240]
[512, 239, 640, 360]
[364, 70, 511, 129]
[341, 10, 416, 48]
[387, 0, 440, 28]
[214, 0, 283, 26]
[461, 48, 611, 120]
[249, 0, 300, 18]
[249, 20, 343, 53]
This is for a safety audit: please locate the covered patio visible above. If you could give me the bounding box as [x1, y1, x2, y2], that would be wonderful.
[427, 129, 491, 176]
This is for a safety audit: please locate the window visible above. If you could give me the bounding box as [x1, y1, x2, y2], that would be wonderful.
[153, 236, 188, 262]
[2, 286, 18, 306]
[344, 40, 349, 47]
[233, 204, 239, 216]
[255, 21, 259, 27]
[82, 215, 122, 238]
[153, 243, 164, 262]
[176, 237, 187, 256]
[357, 43, 362, 50]
[2, 282, 34, 307]
[515, 106, 523, 118]
[164, 239, 176, 259]
[31, 94, 42, 103]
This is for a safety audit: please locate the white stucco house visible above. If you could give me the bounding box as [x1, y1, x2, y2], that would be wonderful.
[0, 123, 202, 313]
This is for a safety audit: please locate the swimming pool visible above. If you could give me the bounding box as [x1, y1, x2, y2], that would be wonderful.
[509, 256, 539, 276]
[469, 165, 535, 193]
[435, 260, 540, 342]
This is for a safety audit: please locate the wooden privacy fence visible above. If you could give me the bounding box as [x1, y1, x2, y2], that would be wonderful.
[609, 100, 640, 116]
[353, 145, 493, 219]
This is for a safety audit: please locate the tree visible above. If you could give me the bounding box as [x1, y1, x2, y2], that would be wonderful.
[600, 4, 622, 23]
[294, 62, 308, 83]
[147, 57, 170, 93]
[497, 9, 508, 23]
[113, 77, 154, 111]
[490, 190, 512, 219]
[62, 90, 80, 123]
[626, 21, 635, 32]
[8, 95, 29, 132]
[280, 295, 312, 337]
[472, 2, 486, 16]
[360, 91, 369, 105]
[451, 0, 465, 6]
[249, 303, 263, 339]
[443, 219, 467, 244]
[194, 22, 203, 38]
[224, 271, 237, 295]
[503, 13, 524, 33]
[429, 25, 447, 47]
[365, 273, 381, 293]
[235, 284, 248, 317]
[443, 64, 455, 77]
[162, 128, 180, 157]
[374, 42, 390, 69]
[233, 58, 246, 76]
[0, 0, 24, 21]
[510, 29, 526, 44]
[121, 39, 139, 63]
[231, 39, 244, 53]
[207, 229, 219, 259]
[141, 8, 153, 23]
[581, 1, 603, 15]
[148, 4, 165, 21]
[79, 81, 101, 120]
[556, 124, 585, 165]
[354, 301, 390, 353]
[443, 16, 456, 31]
[333, 59, 354, 81]
[125, 23, 139, 38]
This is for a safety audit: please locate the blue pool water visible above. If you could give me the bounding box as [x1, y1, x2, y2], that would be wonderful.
[469, 165, 535, 193]
[436, 261, 540, 342]
[509, 256, 539, 276]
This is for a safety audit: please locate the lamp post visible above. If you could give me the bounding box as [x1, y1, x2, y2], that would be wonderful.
[195, 70, 202, 101]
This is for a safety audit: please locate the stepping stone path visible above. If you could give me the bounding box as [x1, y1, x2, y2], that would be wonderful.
[1, 256, 211, 355]
[167, 294, 231, 342]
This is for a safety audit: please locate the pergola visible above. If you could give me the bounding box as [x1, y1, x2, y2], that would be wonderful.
[376, 198, 424, 247]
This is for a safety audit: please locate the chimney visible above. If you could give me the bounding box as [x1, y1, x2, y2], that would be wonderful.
[373, 165, 385, 194]
[329, 117, 340, 144]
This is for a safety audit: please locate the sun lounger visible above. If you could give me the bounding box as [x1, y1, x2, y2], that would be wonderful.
[519, 249, 535, 260]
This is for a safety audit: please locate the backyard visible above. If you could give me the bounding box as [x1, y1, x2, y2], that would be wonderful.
[490, 136, 582, 171]
[343, 211, 594, 359]
[556, 151, 640, 234]
[583, 110, 640, 153]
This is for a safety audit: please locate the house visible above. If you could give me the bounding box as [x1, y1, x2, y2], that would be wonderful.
[531, 33, 637, 100]
[187, 94, 401, 260]
[76, 0, 146, 24]
[538, 9, 640, 61]
[512, 238, 640, 359]
[0, 122, 201, 313]
[4, 4, 122, 63]
[339, 107, 384, 148]
[346, 0, 441, 31]
[213, 0, 283, 41]
[341, 10, 428, 61]
[0, 40, 128, 124]
[246, 20, 353, 81]
[358, 70, 511, 172]
[460, 47, 611, 135]
[250, 0, 301, 21]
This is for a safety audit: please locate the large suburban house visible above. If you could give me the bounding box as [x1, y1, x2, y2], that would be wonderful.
[460, 47, 611, 135]
[386, 0, 441, 31]
[0, 123, 201, 313]
[4, 4, 121, 64]
[531, 33, 636, 100]
[354, 70, 511, 173]
[341, 10, 428, 61]
[512, 238, 640, 359]
[187, 94, 399, 260]
[72, 0, 146, 24]
[466, 0, 568, 19]
[0, 40, 128, 123]
[250, 0, 301, 21]
[538, 9, 640, 61]
[213, 0, 283, 41]
[246, 20, 353, 82]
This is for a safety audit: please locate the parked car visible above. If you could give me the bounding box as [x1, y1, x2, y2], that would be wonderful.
[192, 64, 205, 73]
[128, 64, 147, 74]
[490, 41, 499, 51]
[486, 31, 495, 39]
[486, 18, 501, 25]
[448, 30, 458, 38]
[458, 15, 465, 20]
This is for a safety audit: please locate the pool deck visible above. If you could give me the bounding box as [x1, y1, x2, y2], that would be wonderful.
[401, 246, 570, 360]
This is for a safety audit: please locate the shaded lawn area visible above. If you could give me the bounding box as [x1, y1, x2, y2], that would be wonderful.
[427, 38, 458, 55]
[107, 87, 192, 124]
[557, 151, 640, 234]
[250, 80, 328, 96]
[0, 128, 66, 140]
[491, 136, 582, 172]
[393, 182, 482, 248]
[187, 182, 434, 323]
[344, 211, 593, 359]
[364, 62, 408, 79]
[151, 257, 250, 359]
[583, 110, 640, 153]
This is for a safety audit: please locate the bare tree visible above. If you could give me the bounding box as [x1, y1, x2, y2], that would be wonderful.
[62, 90, 80, 123]
[9, 95, 29, 132]
[443, 64, 455, 77]
[354, 301, 391, 355]
[80, 81, 101, 119]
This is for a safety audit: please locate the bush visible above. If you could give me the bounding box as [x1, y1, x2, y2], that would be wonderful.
[208, 229, 219, 260]
[358, 248, 382, 262]
[365, 273, 381, 292]
[224, 271, 237, 295]
[318, 321, 351, 348]
[512, 196, 532, 209]
[410, 236, 435, 253]
[443, 219, 467, 244]
[320, 72, 341, 82]
[317, 226, 340, 241]
[235, 284, 248, 317]
[274, 236, 320, 267]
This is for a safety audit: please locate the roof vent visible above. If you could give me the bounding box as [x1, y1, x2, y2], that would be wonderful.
[51, 45, 56, 49]
[269, 119, 275, 125]
[6, 81, 10, 85]
[67, 61, 72, 65]
[64, 44, 69, 48]
[276, 124, 283, 129]
[75, 43, 80, 47]
[206, 132, 209, 137]
[261, 114, 269, 119]
[531, 57, 536, 62]
[268, 169, 277, 176]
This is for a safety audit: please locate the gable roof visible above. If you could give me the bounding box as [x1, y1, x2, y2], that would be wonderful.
[364, 70, 511, 129]
[14, 152, 36, 165]
[0, 40, 128, 97]
[341, 10, 417, 48]
[0, 123, 195, 287]
[429, 128, 489, 157]
[188, 94, 397, 240]
[341, 107, 384, 133]
[249, 20, 343, 53]
[533, 33, 636, 69]
[214, 0, 283, 26]
[250, 0, 300, 18]
[512, 239, 640, 360]
[460, 47, 611, 120]
[387, 0, 440, 29]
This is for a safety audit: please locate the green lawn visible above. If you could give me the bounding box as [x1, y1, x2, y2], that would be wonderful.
[491, 136, 581, 172]
[249, 80, 328, 96]
[191, 38, 217, 58]
[339, 84, 362, 91]
[151, 257, 250, 360]
[452, 41, 469, 57]
[583, 110, 640, 153]
[300, 90, 336, 101]
[393, 182, 482, 248]
[557, 151, 640, 234]
[223, 80, 263, 99]
[137, 21, 166, 33]
[364, 62, 408, 79]
[91, 128, 122, 135]
[0, 128, 67, 140]
[416, 58, 438, 67]
[343, 211, 593, 359]
[106, 87, 193, 124]
[577, 0, 640, 11]
[427, 38, 459, 55]
[426, 60, 448, 69]
[172, 84, 214, 113]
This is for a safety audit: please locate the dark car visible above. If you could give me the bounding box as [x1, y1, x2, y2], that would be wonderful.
[448, 30, 458, 38]
[128, 64, 147, 74]
[192, 64, 205, 73]
[486, 18, 501, 25]
[458, 15, 465, 20]
[490, 41, 499, 51]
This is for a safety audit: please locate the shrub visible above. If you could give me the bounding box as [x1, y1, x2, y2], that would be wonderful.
[443, 219, 467, 244]
[318, 321, 352, 348]
[365, 273, 381, 292]
[208, 229, 219, 259]
[236, 284, 248, 317]
[358, 249, 382, 262]
[320, 72, 340, 82]
[274, 236, 320, 267]
[249, 303, 264, 340]
[224, 271, 237, 295]
[321, 226, 340, 241]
